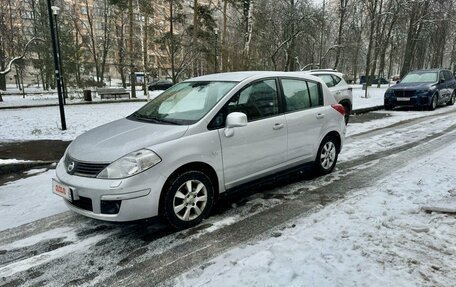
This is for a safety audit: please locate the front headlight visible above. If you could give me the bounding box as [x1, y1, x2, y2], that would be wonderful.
[97, 149, 161, 179]
[385, 89, 394, 96]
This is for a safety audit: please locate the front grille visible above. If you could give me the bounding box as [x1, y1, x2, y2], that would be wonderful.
[65, 154, 109, 178]
[394, 90, 415, 97]
[71, 196, 93, 212]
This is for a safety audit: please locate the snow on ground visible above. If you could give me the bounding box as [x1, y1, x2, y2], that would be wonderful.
[0, 102, 145, 141]
[347, 104, 456, 137]
[174, 142, 456, 287]
[341, 111, 456, 163]
[0, 159, 33, 165]
[0, 170, 67, 231]
[351, 84, 389, 109]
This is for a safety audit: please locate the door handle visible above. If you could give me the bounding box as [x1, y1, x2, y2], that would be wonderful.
[316, 113, 325, 119]
[273, 123, 284, 130]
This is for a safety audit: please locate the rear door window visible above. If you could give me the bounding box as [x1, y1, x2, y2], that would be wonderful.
[281, 78, 323, 112]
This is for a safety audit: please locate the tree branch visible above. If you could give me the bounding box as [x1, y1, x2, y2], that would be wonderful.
[0, 37, 44, 75]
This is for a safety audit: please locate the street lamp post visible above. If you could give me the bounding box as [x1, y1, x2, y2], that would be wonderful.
[52, 6, 67, 105]
[214, 27, 219, 73]
[47, 2, 66, 130]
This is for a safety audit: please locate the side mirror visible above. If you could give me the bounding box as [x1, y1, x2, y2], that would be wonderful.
[396, 80, 400, 84]
[440, 79, 445, 84]
[224, 112, 247, 137]
[226, 112, 247, 128]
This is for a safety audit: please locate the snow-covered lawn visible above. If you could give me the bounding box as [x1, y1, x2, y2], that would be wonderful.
[351, 84, 389, 109]
[0, 169, 67, 232]
[0, 102, 145, 141]
[174, 141, 456, 287]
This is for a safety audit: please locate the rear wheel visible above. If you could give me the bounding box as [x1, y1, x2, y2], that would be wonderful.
[315, 136, 339, 175]
[447, 92, 455, 105]
[162, 171, 214, 229]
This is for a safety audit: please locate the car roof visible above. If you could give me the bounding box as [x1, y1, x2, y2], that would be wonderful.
[301, 70, 344, 77]
[185, 71, 323, 82]
[409, 69, 444, 73]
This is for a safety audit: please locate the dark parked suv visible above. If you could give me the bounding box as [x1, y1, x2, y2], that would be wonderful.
[384, 69, 456, 110]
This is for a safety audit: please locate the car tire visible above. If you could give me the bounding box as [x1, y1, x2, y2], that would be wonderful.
[162, 171, 214, 229]
[447, 92, 455, 105]
[315, 136, 339, 175]
[429, 93, 438, 111]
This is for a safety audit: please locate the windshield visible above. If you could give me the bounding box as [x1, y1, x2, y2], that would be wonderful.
[130, 81, 237, 125]
[401, 72, 438, 83]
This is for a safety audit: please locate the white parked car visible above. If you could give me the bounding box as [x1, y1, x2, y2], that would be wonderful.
[53, 71, 346, 229]
[303, 70, 353, 124]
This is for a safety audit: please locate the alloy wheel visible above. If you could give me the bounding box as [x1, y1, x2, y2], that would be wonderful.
[173, 180, 208, 221]
[320, 141, 336, 170]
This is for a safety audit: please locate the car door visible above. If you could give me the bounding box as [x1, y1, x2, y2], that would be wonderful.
[215, 79, 287, 189]
[281, 78, 326, 163]
[443, 70, 454, 101]
[438, 71, 448, 103]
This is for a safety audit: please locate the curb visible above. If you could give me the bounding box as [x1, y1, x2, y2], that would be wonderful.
[352, 105, 384, 114]
[0, 98, 148, 110]
[0, 161, 56, 175]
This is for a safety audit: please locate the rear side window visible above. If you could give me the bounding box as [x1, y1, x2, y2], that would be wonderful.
[281, 79, 323, 112]
[308, 82, 323, 107]
[331, 75, 342, 85]
[315, 74, 335, 88]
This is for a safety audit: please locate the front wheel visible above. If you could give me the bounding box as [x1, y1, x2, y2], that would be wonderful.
[447, 92, 455, 105]
[162, 171, 214, 229]
[315, 136, 339, 175]
[429, 94, 438, 111]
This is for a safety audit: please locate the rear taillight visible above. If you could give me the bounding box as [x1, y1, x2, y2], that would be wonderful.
[331, 104, 345, 116]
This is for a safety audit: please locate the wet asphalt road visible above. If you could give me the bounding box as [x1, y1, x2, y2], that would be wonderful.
[1, 108, 456, 287]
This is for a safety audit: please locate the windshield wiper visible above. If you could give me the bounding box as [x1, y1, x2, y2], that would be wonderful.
[131, 112, 179, 125]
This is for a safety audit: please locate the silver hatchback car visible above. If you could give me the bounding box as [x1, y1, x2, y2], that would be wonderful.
[53, 72, 346, 228]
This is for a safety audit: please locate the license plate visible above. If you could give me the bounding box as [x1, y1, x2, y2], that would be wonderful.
[396, 97, 410, 101]
[52, 179, 72, 201]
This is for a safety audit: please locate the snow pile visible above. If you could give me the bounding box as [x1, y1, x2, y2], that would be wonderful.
[0, 159, 33, 165]
[174, 142, 456, 287]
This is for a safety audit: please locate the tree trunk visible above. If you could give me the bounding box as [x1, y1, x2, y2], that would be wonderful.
[334, 0, 348, 69]
[129, 0, 136, 97]
[170, 0, 176, 83]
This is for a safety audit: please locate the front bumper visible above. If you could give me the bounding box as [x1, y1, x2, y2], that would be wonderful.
[384, 94, 432, 107]
[55, 159, 167, 222]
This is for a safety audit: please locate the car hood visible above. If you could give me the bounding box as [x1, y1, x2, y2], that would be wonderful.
[390, 82, 436, 90]
[68, 118, 189, 162]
